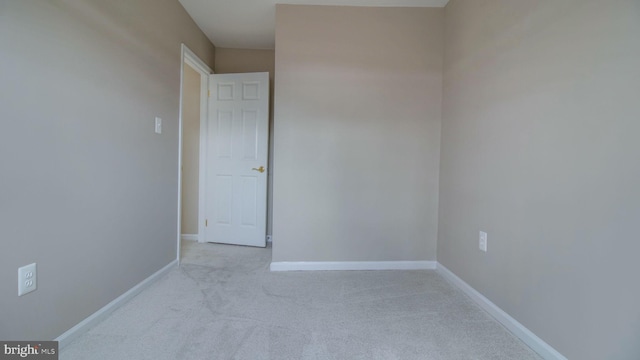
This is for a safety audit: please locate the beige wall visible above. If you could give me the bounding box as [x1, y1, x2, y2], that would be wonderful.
[439, 0, 640, 359]
[273, 5, 443, 262]
[0, 0, 215, 340]
[215, 48, 276, 235]
[181, 64, 201, 235]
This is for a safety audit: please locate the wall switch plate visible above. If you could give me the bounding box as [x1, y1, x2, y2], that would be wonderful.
[18, 263, 37, 296]
[155, 117, 162, 134]
[479, 231, 488, 252]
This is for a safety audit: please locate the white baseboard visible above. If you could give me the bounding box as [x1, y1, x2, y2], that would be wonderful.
[55, 259, 178, 349]
[181, 234, 198, 242]
[436, 263, 567, 360]
[270, 260, 436, 272]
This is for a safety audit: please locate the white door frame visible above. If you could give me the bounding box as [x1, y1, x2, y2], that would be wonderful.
[177, 44, 212, 263]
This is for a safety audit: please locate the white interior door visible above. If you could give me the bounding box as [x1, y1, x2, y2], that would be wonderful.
[205, 72, 269, 247]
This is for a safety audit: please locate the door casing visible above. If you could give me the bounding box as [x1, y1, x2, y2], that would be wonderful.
[177, 44, 212, 263]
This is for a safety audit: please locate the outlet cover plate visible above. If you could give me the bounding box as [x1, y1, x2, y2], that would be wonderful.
[18, 263, 37, 296]
[479, 231, 488, 252]
[155, 117, 162, 134]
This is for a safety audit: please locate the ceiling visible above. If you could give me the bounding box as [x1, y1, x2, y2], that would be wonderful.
[178, 0, 449, 50]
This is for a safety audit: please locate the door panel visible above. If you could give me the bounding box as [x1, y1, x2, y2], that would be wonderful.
[216, 110, 233, 158]
[206, 72, 269, 247]
[242, 110, 259, 160]
[240, 176, 258, 226]
[214, 175, 233, 225]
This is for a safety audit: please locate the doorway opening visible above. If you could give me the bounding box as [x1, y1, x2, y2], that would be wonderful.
[177, 44, 212, 263]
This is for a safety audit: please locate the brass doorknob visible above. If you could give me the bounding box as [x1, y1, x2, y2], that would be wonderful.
[252, 166, 265, 173]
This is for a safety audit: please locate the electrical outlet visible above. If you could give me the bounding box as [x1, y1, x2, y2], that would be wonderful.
[18, 263, 37, 296]
[155, 117, 162, 134]
[479, 231, 488, 252]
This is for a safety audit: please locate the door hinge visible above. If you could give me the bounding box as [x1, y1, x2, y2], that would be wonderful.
[208, 90, 211, 97]
[205, 219, 208, 227]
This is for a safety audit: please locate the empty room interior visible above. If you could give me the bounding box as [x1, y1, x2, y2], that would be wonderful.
[1, 0, 639, 359]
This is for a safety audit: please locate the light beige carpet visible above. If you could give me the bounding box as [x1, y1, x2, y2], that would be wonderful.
[61, 241, 541, 360]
